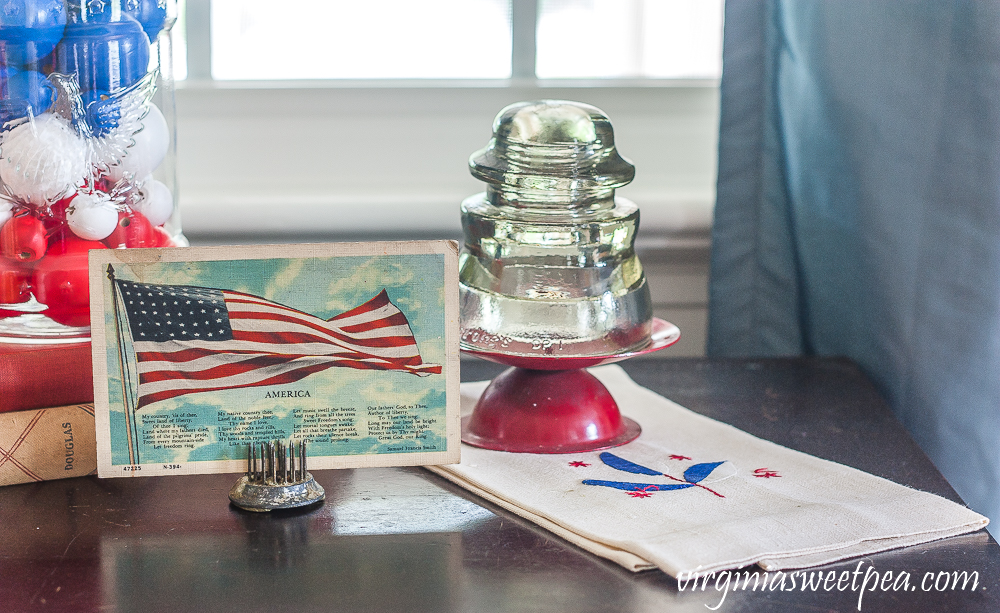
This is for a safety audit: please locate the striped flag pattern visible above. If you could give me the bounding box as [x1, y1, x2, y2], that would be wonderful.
[114, 280, 441, 409]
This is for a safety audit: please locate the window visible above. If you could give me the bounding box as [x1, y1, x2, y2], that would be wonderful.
[172, 0, 723, 240]
[210, 0, 512, 80]
[177, 0, 722, 82]
[536, 0, 723, 79]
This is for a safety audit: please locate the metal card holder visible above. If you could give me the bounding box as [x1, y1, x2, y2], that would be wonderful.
[229, 439, 325, 512]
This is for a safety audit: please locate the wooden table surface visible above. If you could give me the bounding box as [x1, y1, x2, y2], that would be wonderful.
[1, 357, 997, 613]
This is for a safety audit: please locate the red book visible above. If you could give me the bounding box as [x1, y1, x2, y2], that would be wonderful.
[0, 342, 93, 413]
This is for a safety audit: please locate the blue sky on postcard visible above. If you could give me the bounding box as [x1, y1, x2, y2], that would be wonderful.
[101, 253, 448, 466]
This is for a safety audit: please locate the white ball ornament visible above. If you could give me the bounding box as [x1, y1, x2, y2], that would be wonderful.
[66, 192, 120, 241]
[0, 114, 89, 205]
[0, 200, 12, 226]
[106, 104, 170, 183]
[134, 177, 173, 226]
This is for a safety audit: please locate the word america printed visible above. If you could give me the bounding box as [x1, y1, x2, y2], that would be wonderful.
[115, 280, 441, 409]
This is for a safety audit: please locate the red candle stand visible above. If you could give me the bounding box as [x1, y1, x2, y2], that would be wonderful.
[461, 318, 680, 454]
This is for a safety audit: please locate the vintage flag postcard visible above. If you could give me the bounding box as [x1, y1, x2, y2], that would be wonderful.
[89, 241, 460, 477]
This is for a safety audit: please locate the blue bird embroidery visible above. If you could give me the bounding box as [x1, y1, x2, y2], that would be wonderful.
[582, 452, 727, 498]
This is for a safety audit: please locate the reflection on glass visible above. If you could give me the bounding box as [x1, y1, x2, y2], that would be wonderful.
[99, 532, 459, 611]
[173, 0, 188, 80]
[211, 0, 512, 79]
[328, 468, 495, 535]
[536, 0, 724, 79]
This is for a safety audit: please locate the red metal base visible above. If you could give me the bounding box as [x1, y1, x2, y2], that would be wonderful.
[460, 319, 680, 454]
[462, 367, 642, 454]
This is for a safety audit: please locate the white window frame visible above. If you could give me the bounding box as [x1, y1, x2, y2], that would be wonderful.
[174, 0, 720, 242]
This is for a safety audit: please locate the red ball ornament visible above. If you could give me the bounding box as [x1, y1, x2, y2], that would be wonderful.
[32, 231, 109, 314]
[0, 210, 48, 262]
[103, 210, 156, 249]
[38, 194, 77, 237]
[45, 229, 110, 258]
[94, 177, 114, 193]
[47, 194, 77, 223]
[0, 257, 32, 304]
[42, 307, 92, 328]
[150, 225, 175, 247]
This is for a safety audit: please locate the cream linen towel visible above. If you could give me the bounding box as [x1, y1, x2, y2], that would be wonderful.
[426, 365, 988, 578]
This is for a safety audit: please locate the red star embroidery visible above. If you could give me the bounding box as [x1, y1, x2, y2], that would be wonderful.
[568, 461, 590, 467]
[753, 468, 780, 478]
[668, 454, 692, 461]
[626, 485, 658, 498]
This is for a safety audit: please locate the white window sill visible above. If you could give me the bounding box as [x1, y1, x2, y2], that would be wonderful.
[173, 80, 719, 240]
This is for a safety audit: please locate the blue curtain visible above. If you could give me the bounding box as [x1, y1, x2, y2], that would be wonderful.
[709, 0, 1000, 534]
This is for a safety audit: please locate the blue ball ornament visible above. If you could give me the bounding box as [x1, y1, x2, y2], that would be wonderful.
[0, 68, 54, 125]
[53, 14, 150, 96]
[0, 0, 67, 69]
[124, 0, 167, 42]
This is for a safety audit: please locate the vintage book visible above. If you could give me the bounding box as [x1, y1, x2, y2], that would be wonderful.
[0, 403, 97, 486]
[0, 342, 94, 413]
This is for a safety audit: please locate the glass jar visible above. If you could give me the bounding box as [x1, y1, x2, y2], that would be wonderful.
[459, 100, 653, 357]
[0, 0, 184, 342]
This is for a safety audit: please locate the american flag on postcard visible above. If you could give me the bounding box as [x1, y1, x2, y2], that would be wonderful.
[114, 280, 441, 409]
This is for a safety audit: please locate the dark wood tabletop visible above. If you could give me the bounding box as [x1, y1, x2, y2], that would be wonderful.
[1, 357, 997, 613]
